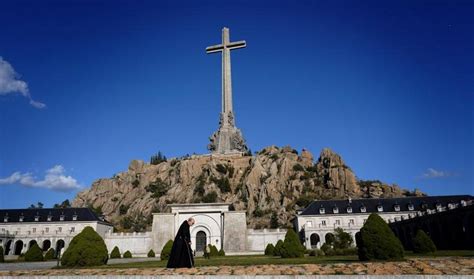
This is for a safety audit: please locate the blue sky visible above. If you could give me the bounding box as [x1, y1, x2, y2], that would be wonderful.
[0, 0, 472, 208]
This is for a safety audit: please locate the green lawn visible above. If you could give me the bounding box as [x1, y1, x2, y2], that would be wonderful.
[102, 250, 474, 269]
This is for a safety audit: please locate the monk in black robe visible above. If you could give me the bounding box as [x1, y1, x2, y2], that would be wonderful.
[166, 218, 195, 268]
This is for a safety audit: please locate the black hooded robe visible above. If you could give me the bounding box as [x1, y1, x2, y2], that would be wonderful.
[166, 221, 194, 268]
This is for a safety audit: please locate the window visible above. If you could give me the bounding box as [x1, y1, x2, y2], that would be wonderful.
[335, 220, 340, 226]
[47, 215, 52, 221]
[19, 216, 24, 222]
[360, 206, 366, 213]
[60, 215, 65, 221]
[58, 227, 62, 232]
[32, 228, 36, 233]
[72, 215, 78, 221]
[436, 203, 442, 211]
[319, 207, 325, 214]
[461, 200, 467, 206]
[3, 216, 8, 222]
[394, 204, 400, 212]
[34, 216, 39, 221]
[363, 218, 367, 224]
[377, 205, 383, 212]
[448, 203, 455, 209]
[45, 227, 49, 233]
[321, 220, 326, 227]
[408, 204, 414, 211]
[306, 221, 313, 228]
[333, 207, 339, 214]
[71, 227, 75, 233]
[347, 207, 352, 213]
[349, 219, 354, 225]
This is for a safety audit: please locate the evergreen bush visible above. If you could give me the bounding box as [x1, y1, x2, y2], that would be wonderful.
[123, 251, 132, 258]
[110, 246, 121, 259]
[273, 239, 284, 256]
[61, 226, 108, 267]
[333, 228, 353, 249]
[264, 243, 275, 255]
[147, 249, 155, 257]
[160, 240, 173, 260]
[218, 248, 225, 256]
[24, 243, 44, 262]
[356, 213, 404, 260]
[413, 229, 437, 254]
[209, 245, 219, 257]
[280, 229, 305, 258]
[44, 248, 56, 260]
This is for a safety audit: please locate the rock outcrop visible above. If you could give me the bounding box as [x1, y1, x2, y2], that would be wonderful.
[72, 146, 423, 230]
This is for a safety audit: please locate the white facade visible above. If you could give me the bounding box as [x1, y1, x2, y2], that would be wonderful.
[0, 221, 112, 257]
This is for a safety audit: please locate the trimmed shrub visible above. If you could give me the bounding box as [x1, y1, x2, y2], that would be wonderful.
[44, 248, 56, 260]
[25, 243, 44, 262]
[273, 239, 284, 256]
[218, 248, 225, 256]
[110, 246, 121, 259]
[357, 213, 404, 260]
[264, 243, 275, 256]
[0, 246, 4, 262]
[61, 226, 108, 267]
[209, 245, 219, 257]
[413, 230, 436, 254]
[160, 240, 173, 260]
[280, 229, 305, 258]
[147, 249, 155, 257]
[123, 251, 132, 258]
[320, 243, 331, 254]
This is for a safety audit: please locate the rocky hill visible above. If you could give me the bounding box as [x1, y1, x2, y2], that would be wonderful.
[72, 146, 423, 230]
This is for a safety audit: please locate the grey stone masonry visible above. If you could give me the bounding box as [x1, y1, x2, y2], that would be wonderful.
[206, 27, 249, 154]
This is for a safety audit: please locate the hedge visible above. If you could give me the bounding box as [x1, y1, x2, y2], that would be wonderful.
[61, 226, 108, 267]
[413, 229, 436, 254]
[44, 248, 56, 260]
[110, 246, 121, 259]
[25, 243, 43, 262]
[273, 239, 284, 256]
[161, 240, 173, 260]
[264, 243, 275, 256]
[356, 213, 404, 260]
[147, 249, 155, 257]
[123, 251, 132, 258]
[280, 229, 305, 258]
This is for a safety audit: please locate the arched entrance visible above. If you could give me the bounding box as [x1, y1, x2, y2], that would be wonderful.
[325, 233, 335, 245]
[196, 231, 207, 252]
[56, 239, 65, 257]
[42, 240, 51, 251]
[310, 233, 320, 248]
[14, 240, 23, 255]
[4, 240, 12, 255]
[28, 240, 37, 249]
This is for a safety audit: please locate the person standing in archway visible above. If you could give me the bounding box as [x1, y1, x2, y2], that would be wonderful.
[167, 218, 195, 268]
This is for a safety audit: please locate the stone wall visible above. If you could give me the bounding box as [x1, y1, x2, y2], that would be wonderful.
[104, 232, 152, 257]
[246, 228, 287, 251]
[223, 211, 247, 252]
[152, 213, 175, 255]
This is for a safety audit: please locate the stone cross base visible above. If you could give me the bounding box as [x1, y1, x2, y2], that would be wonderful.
[208, 125, 249, 155]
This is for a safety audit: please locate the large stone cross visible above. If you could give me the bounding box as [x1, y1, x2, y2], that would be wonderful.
[206, 27, 246, 122]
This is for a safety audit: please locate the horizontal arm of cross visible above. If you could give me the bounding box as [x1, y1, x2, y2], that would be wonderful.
[206, 40, 246, 54]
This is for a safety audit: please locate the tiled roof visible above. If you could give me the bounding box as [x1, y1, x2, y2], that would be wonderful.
[300, 195, 473, 216]
[0, 207, 112, 225]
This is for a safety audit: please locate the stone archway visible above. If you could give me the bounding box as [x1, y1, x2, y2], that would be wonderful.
[4, 240, 12, 255]
[325, 233, 335, 245]
[14, 240, 23, 255]
[196, 231, 207, 252]
[56, 239, 65, 257]
[310, 233, 320, 248]
[28, 240, 37, 250]
[42, 240, 51, 251]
